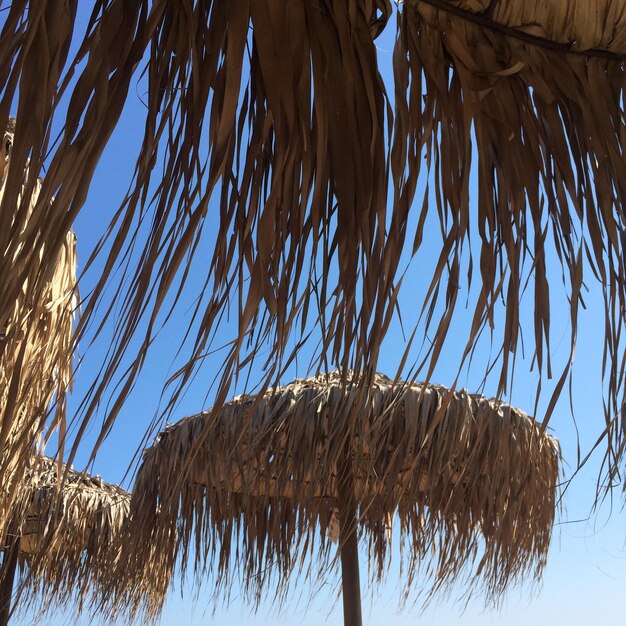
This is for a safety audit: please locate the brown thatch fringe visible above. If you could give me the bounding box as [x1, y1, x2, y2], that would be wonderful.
[0, 120, 77, 554]
[393, 0, 626, 479]
[111, 372, 559, 618]
[0, 0, 622, 511]
[0, 2, 397, 478]
[3, 456, 130, 617]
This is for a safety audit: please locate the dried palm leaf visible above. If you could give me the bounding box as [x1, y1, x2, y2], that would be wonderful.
[112, 372, 559, 620]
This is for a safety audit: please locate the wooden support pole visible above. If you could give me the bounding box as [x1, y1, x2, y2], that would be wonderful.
[0, 529, 20, 626]
[338, 487, 362, 626]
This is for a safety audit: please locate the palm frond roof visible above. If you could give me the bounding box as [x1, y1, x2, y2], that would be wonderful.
[116, 372, 559, 618]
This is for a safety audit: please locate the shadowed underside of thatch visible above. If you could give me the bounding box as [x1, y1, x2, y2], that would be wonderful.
[0, 0, 622, 515]
[3, 456, 130, 617]
[111, 372, 559, 619]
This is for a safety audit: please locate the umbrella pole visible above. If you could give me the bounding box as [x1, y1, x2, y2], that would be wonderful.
[338, 494, 362, 626]
[0, 528, 20, 626]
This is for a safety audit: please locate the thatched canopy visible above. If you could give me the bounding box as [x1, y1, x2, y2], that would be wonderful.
[0, 119, 77, 547]
[0, 0, 623, 495]
[395, 0, 626, 402]
[115, 372, 559, 618]
[2, 455, 129, 616]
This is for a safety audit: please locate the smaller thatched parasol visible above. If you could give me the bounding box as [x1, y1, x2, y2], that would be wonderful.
[118, 372, 560, 625]
[0, 456, 130, 625]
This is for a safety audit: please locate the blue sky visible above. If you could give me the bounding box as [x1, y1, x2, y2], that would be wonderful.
[10, 4, 626, 625]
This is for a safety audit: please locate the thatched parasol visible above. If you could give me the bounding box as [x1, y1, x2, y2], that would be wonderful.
[0, 456, 130, 625]
[0, 119, 77, 553]
[117, 372, 559, 624]
[0, 1, 624, 495]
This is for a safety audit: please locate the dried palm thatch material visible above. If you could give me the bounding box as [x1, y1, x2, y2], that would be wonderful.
[0, 119, 77, 550]
[2, 455, 129, 617]
[392, 0, 626, 478]
[114, 372, 559, 619]
[0, 0, 622, 497]
[0, 2, 396, 475]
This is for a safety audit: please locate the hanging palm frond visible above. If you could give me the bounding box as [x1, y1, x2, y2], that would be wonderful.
[392, 0, 626, 486]
[110, 372, 559, 618]
[0, 0, 398, 477]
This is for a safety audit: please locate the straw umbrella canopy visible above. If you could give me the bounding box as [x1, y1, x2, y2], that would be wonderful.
[116, 372, 559, 624]
[0, 119, 77, 550]
[0, 455, 130, 624]
[0, 1, 624, 493]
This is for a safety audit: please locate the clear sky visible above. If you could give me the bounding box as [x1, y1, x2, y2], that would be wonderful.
[11, 4, 626, 626]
